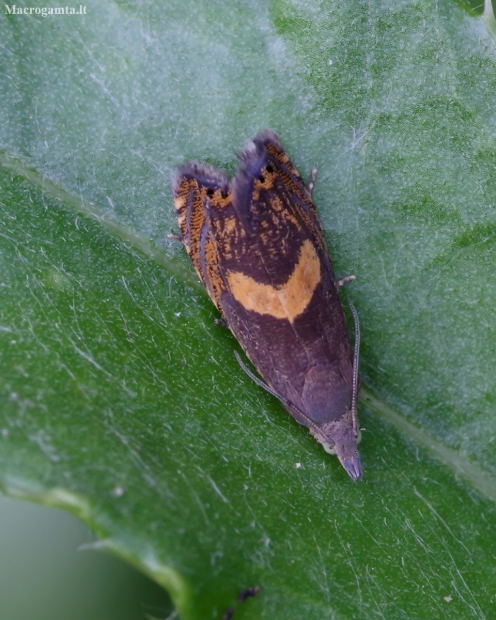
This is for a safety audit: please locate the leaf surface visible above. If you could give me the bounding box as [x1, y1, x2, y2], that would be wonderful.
[1, 1, 496, 618]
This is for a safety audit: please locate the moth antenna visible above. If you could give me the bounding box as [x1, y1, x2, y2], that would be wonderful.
[348, 300, 360, 435]
[234, 351, 321, 434]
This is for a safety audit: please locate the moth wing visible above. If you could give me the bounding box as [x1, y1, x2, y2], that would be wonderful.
[207, 131, 354, 422]
[172, 163, 232, 313]
[232, 130, 331, 272]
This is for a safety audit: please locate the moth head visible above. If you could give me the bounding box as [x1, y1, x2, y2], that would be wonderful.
[310, 412, 362, 481]
[233, 351, 363, 480]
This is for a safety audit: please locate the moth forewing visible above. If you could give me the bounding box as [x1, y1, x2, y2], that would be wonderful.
[172, 130, 362, 480]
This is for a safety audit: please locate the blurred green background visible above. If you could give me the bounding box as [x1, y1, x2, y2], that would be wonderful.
[0, 494, 173, 620]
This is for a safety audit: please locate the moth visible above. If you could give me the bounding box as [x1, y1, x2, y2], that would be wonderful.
[172, 130, 361, 480]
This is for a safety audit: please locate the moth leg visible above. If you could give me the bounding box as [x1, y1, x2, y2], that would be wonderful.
[307, 168, 317, 194]
[337, 274, 356, 288]
[234, 351, 275, 395]
[234, 352, 319, 432]
[234, 352, 294, 408]
[214, 317, 228, 328]
[167, 232, 183, 242]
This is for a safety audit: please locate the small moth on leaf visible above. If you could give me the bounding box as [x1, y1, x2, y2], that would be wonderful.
[172, 130, 361, 480]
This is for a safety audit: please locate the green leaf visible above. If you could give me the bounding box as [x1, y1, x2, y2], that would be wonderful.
[1, 1, 496, 618]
